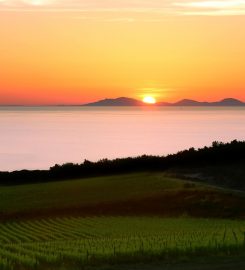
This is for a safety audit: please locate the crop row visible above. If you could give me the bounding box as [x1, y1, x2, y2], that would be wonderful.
[0, 217, 245, 269]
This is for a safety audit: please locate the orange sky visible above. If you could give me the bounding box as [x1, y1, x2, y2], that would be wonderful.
[1, 1, 245, 105]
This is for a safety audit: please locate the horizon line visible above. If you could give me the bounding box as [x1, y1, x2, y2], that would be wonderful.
[0, 97, 245, 106]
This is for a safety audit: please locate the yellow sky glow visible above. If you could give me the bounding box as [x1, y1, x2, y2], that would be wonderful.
[0, 1, 245, 104]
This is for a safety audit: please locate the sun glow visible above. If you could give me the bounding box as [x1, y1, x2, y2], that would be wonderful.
[143, 96, 156, 104]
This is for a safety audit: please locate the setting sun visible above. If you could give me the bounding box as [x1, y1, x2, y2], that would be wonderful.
[143, 96, 156, 104]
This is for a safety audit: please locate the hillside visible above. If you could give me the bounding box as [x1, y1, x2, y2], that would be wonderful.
[1, 144, 245, 269]
[0, 172, 245, 221]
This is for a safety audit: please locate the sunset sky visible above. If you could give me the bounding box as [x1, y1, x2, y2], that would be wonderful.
[1, 0, 245, 105]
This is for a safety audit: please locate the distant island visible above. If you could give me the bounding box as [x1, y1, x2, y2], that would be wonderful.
[83, 97, 245, 106]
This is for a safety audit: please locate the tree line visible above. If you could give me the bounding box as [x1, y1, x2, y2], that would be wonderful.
[0, 140, 245, 186]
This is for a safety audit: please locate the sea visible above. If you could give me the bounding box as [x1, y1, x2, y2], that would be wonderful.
[0, 106, 245, 171]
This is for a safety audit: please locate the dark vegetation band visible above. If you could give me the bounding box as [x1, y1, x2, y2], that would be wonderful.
[1, 140, 245, 186]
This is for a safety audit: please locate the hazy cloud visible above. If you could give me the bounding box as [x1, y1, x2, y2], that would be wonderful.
[0, 0, 170, 10]
[174, 1, 245, 15]
[1, 0, 245, 16]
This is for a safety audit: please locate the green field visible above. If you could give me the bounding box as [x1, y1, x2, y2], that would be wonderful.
[1, 173, 244, 219]
[1, 173, 245, 269]
[0, 173, 187, 213]
[1, 217, 245, 269]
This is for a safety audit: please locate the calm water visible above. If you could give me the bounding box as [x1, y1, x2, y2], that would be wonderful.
[0, 106, 245, 171]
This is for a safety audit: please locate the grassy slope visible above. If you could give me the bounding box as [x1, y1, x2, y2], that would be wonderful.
[0, 173, 184, 212]
[0, 172, 245, 220]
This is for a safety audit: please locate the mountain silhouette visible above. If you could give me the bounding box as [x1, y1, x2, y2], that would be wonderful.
[84, 97, 144, 106]
[83, 97, 245, 106]
[171, 99, 210, 106]
[212, 98, 245, 106]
